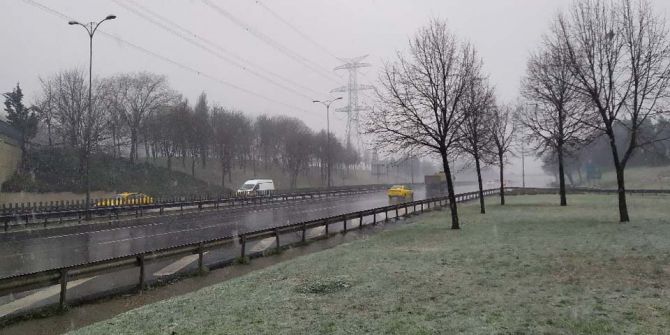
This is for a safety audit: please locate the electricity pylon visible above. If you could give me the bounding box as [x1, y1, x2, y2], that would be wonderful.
[331, 55, 374, 148]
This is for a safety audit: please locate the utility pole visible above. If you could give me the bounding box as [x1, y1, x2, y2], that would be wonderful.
[69, 14, 117, 215]
[313, 97, 343, 188]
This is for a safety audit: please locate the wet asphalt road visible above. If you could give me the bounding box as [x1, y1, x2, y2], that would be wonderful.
[0, 184, 479, 279]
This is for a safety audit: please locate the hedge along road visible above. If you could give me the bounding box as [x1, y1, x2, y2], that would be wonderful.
[0, 183, 479, 280]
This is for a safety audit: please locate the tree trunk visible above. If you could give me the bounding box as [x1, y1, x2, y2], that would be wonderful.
[130, 130, 138, 164]
[604, 131, 630, 222]
[144, 136, 150, 160]
[441, 152, 459, 229]
[614, 164, 629, 222]
[498, 152, 505, 205]
[220, 159, 226, 188]
[557, 143, 567, 206]
[474, 154, 485, 214]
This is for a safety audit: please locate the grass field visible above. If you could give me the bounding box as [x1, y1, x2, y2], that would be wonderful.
[590, 165, 670, 189]
[70, 194, 670, 334]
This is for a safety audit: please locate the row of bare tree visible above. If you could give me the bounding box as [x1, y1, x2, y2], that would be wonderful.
[519, 0, 670, 222]
[368, 0, 670, 228]
[366, 20, 516, 229]
[30, 69, 360, 191]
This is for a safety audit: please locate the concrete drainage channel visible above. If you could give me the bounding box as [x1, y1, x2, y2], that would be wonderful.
[0, 189, 500, 327]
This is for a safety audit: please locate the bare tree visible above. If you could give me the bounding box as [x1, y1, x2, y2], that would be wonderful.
[280, 118, 313, 189]
[107, 72, 172, 164]
[520, 40, 595, 206]
[36, 69, 109, 201]
[193, 92, 211, 168]
[487, 103, 516, 205]
[555, 0, 670, 221]
[458, 78, 494, 214]
[366, 19, 481, 229]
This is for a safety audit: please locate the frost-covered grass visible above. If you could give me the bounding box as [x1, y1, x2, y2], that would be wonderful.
[70, 194, 670, 334]
[591, 165, 670, 189]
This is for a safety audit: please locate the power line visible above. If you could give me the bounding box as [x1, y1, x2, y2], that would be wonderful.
[21, 0, 314, 116]
[201, 0, 343, 85]
[124, 0, 325, 98]
[113, 0, 319, 100]
[255, 1, 340, 61]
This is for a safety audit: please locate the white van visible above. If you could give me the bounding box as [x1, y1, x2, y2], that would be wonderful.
[236, 179, 275, 195]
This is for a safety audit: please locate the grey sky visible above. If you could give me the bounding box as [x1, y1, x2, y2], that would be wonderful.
[3, 0, 670, 181]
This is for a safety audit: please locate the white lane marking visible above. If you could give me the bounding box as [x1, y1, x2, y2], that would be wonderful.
[250, 237, 276, 253]
[0, 277, 95, 317]
[153, 253, 206, 277]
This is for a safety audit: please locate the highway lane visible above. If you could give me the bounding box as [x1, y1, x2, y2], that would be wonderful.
[0, 184, 479, 279]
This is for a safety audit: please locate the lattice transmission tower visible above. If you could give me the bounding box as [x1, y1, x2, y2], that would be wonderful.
[331, 55, 375, 148]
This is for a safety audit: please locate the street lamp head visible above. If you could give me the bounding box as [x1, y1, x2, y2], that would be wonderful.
[105, 15, 117, 20]
[68, 20, 79, 25]
[312, 100, 320, 103]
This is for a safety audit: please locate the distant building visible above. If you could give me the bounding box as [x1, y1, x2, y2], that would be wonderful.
[0, 120, 22, 186]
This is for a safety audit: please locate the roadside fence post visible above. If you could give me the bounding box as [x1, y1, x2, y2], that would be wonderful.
[138, 254, 145, 291]
[240, 235, 246, 259]
[302, 223, 307, 243]
[198, 243, 205, 275]
[59, 269, 68, 311]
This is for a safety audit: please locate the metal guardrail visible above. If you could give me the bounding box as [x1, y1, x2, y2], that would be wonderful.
[0, 187, 497, 313]
[0, 184, 409, 232]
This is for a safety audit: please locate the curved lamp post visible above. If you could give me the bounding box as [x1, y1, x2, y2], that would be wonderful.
[69, 15, 116, 214]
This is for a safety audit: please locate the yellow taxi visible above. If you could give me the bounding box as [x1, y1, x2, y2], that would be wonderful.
[387, 185, 414, 200]
[95, 192, 154, 207]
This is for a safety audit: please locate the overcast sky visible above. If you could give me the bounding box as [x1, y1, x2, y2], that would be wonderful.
[3, 0, 670, 181]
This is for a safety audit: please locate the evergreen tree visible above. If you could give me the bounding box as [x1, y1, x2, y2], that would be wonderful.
[3, 83, 38, 171]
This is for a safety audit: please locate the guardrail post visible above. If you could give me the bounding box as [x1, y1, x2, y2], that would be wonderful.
[240, 235, 246, 259]
[301, 223, 306, 243]
[395, 205, 399, 219]
[421, 203, 424, 212]
[274, 228, 280, 251]
[359, 213, 364, 229]
[343, 216, 348, 233]
[138, 254, 145, 291]
[372, 212, 377, 225]
[325, 219, 329, 235]
[198, 243, 205, 275]
[59, 269, 68, 311]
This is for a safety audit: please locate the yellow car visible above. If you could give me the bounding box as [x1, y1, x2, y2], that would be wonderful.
[387, 185, 414, 200]
[95, 192, 154, 207]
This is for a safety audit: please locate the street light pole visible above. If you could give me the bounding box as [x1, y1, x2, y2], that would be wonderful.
[313, 97, 343, 188]
[69, 15, 116, 214]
